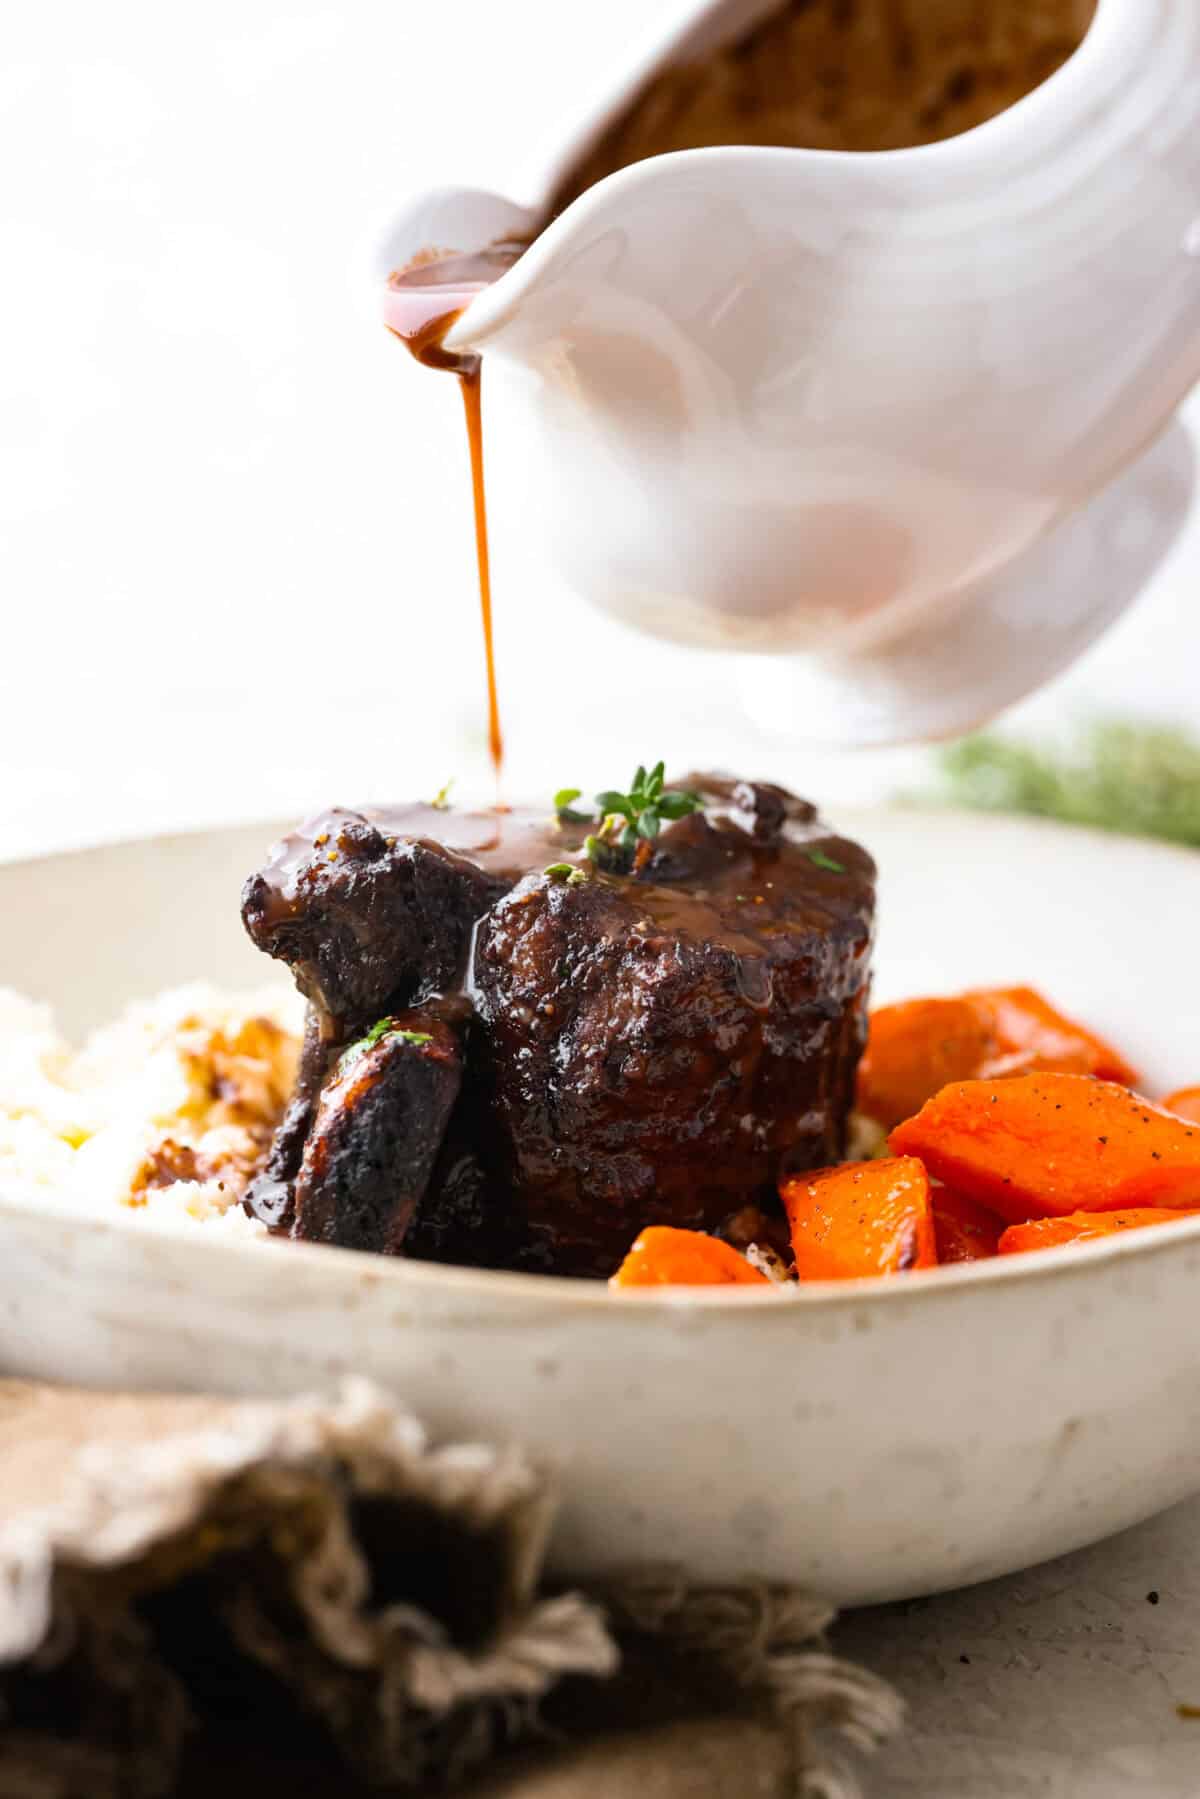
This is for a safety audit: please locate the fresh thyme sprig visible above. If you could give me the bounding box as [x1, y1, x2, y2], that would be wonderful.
[339, 1017, 433, 1074]
[552, 763, 704, 877]
[929, 723, 1200, 848]
[595, 761, 703, 847]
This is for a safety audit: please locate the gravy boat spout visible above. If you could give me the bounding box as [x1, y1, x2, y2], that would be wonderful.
[384, 0, 1200, 743]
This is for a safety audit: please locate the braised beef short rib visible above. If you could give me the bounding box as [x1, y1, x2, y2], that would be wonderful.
[240, 805, 528, 1024]
[291, 1011, 463, 1255]
[241, 779, 875, 1276]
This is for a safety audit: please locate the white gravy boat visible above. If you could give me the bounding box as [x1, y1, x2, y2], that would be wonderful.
[375, 0, 1200, 744]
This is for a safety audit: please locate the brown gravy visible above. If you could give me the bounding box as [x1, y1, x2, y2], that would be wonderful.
[384, 246, 525, 787]
[252, 794, 875, 994]
[552, 0, 1096, 211]
[255, 802, 579, 928]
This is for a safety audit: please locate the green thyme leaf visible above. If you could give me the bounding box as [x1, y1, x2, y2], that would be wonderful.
[637, 810, 660, 840]
[657, 790, 702, 820]
[807, 849, 845, 874]
[339, 1019, 432, 1073]
[595, 790, 633, 819]
[553, 784, 591, 824]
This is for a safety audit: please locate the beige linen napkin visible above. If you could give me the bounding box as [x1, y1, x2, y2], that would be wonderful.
[0, 1379, 900, 1797]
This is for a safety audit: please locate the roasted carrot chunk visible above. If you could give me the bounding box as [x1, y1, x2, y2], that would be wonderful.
[857, 988, 1138, 1128]
[856, 998, 1000, 1130]
[999, 1210, 1199, 1256]
[781, 1157, 937, 1281]
[931, 1187, 1003, 1264]
[976, 988, 1137, 1085]
[610, 1227, 768, 1288]
[1164, 1087, 1200, 1126]
[890, 1074, 1200, 1225]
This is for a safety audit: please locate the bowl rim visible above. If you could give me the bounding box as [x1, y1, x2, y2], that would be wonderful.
[4, 1178, 1200, 1316]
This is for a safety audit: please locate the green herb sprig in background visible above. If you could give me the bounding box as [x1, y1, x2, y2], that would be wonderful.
[930, 723, 1200, 849]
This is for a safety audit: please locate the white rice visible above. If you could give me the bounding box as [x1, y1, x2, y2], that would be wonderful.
[0, 984, 304, 1237]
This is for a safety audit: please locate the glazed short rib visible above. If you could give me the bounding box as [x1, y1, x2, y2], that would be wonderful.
[241, 777, 876, 1277]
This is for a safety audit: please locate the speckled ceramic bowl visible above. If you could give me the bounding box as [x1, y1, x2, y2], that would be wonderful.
[1, 809, 1199, 1603]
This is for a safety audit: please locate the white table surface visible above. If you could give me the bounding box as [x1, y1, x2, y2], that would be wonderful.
[5, 6, 1200, 1791]
[840, 1497, 1200, 1797]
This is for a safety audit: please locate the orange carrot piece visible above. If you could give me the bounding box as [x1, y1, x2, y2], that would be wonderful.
[973, 987, 1138, 1086]
[999, 1210, 1199, 1256]
[856, 999, 1001, 1131]
[610, 1226, 768, 1288]
[857, 989, 1139, 1129]
[890, 1074, 1200, 1225]
[781, 1157, 937, 1281]
[932, 1187, 1003, 1264]
[1164, 1087, 1200, 1126]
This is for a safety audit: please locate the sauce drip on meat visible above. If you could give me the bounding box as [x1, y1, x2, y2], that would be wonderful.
[253, 802, 573, 929]
[384, 246, 525, 789]
[248, 791, 874, 992]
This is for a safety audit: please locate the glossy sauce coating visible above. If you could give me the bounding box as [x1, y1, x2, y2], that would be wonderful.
[252, 802, 583, 932]
[253, 787, 870, 980]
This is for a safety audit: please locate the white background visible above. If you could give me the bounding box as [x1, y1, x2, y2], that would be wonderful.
[3, 0, 1198, 858]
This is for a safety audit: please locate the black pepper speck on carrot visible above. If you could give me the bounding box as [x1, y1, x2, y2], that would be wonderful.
[891, 1074, 1200, 1223]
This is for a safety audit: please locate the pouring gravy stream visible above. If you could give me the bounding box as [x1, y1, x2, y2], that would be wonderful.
[384, 246, 525, 790]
